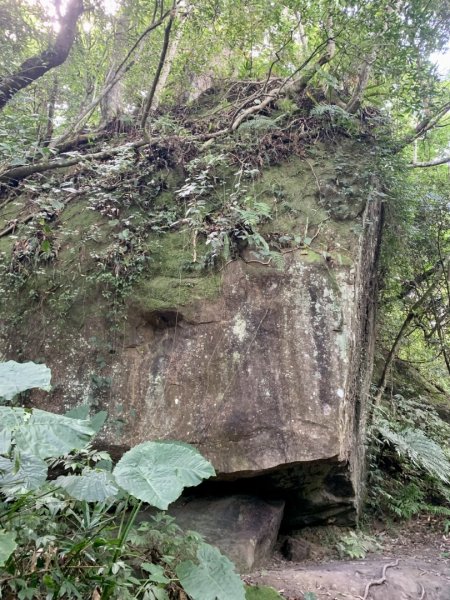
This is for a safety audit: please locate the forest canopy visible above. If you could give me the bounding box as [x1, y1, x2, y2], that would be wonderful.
[0, 0, 449, 160]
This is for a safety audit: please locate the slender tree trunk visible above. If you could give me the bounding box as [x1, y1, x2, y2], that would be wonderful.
[374, 268, 446, 406]
[100, 12, 130, 126]
[50, 7, 173, 148]
[345, 49, 376, 113]
[0, 0, 83, 110]
[295, 12, 308, 50]
[140, 8, 176, 132]
[42, 76, 58, 147]
[151, 6, 189, 112]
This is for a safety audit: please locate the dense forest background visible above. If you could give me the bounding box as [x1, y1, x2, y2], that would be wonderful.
[0, 0, 449, 599]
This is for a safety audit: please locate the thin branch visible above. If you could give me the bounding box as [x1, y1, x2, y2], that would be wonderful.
[397, 101, 450, 150]
[0, 142, 146, 187]
[231, 28, 335, 132]
[409, 154, 450, 168]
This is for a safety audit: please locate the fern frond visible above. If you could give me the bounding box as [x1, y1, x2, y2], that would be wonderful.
[239, 116, 279, 131]
[377, 425, 450, 483]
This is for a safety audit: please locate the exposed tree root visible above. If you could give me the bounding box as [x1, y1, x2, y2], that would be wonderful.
[361, 559, 399, 600]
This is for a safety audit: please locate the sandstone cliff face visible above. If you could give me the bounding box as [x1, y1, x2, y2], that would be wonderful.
[0, 139, 383, 527]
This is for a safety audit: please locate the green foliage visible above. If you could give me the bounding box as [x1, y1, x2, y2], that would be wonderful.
[176, 543, 245, 600]
[0, 530, 16, 567]
[0, 361, 51, 401]
[336, 531, 381, 559]
[113, 441, 215, 510]
[368, 395, 450, 520]
[310, 105, 358, 135]
[376, 424, 450, 484]
[0, 361, 245, 600]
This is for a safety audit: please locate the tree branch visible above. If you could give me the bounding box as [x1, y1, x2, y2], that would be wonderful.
[397, 101, 450, 150]
[0, 0, 84, 111]
[409, 154, 450, 168]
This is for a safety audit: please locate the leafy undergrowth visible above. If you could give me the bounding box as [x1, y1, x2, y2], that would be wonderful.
[0, 361, 265, 600]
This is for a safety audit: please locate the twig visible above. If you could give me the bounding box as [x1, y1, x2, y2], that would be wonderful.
[309, 217, 330, 244]
[305, 158, 321, 199]
[361, 559, 399, 600]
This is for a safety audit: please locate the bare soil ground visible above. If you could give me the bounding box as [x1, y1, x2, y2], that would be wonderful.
[246, 516, 450, 600]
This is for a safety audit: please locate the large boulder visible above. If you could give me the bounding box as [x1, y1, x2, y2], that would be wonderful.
[167, 495, 285, 572]
[0, 140, 383, 527]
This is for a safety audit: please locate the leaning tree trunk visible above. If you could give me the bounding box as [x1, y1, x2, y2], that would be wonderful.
[0, 0, 84, 110]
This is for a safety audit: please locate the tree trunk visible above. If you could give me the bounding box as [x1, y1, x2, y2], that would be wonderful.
[140, 10, 176, 131]
[151, 6, 188, 112]
[374, 267, 446, 406]
[100, 12, 130, 126]
[0, 0, 84, 110]
[42, 75, 59, 147]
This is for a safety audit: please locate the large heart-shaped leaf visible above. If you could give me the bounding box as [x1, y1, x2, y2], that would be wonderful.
[0, 361, 51, 401]
[56, 469, 119, 502]
[176, 543, 245, 600]
[0, 530, 17, 566]
[0, 452, 48, 494]
[113, 441, 215, 509]
[14, 409, 95, 459]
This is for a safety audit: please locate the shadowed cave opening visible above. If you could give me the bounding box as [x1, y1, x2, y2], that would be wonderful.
[177, 457, 356, 533]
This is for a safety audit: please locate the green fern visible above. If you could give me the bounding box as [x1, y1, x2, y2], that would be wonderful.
[239, 116, 279, 131]
[377, 424, 450, 483]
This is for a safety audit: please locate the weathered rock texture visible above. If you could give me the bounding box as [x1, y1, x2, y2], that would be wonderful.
[167, 495, 284, 571]
[0, 139, 383, 528]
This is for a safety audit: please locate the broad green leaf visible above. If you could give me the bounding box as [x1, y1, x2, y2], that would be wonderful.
[176, 543, 245, 600]
[66, 405, 107, 433]
[0, 429, 11, 454]
[0, 452, 47, 494]
[14, 409, 95, 459]
[141, 562, 171, 584]
[0, 530, 17, 566]
[56, 469, 119, 502]
[113, 441, 215, 509]
[0, 361, 51, 401]
[65, 405, 90, 420]
[0, 406, 27, 429]
[89, 410, 108, 433]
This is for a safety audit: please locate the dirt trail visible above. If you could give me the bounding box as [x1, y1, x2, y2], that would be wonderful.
[247, 517, 450, 599]
[249, 557, 450, 599]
